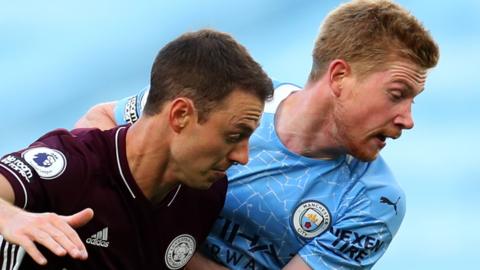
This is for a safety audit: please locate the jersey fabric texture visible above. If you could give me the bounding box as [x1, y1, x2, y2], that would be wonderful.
[113, 82, 406, 269]
[0, 126, 227, 270]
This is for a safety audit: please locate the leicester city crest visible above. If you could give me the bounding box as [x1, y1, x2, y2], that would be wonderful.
[22, 147, 67, 180]
[292, 200, 331, 238]
[165, 234, 196, 270]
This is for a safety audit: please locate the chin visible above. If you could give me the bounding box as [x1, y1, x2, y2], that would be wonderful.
[198, 182, 214, 190]
[188, 178, 215, 190]
[183, 171, 225, 189]
[357, 154, 377, 162]
[350, 148, 379, 162]
[184, 182, 208, 190]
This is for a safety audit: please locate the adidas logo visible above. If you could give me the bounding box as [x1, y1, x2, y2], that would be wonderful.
[86, 227, 110, 247]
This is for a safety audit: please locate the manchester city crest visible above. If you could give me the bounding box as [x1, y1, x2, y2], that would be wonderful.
[292, 200, 331, 238]
[22, 147, 66, 180]
[165, 234, 196, 269]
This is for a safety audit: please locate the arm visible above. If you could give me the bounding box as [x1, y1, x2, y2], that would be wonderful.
[74, 101, 117, 130]
[283, 255, 312, 270]
[185, 252, 228, 270]
[75, 87, 149, 129]
[0, 173, 94, 265]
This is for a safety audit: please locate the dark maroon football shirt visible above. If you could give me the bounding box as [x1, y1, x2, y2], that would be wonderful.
[0, 126, 227, 270]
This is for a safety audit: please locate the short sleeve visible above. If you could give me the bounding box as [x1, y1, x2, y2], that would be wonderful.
[298, 211, 392, 269]
[0, 129, 97, 214]
[297, 158, 406, 269]
[114, 86, 149, 125]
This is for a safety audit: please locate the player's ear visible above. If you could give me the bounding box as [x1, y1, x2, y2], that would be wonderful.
[169, 98, 195, 133]
[328, 59, 351, 97]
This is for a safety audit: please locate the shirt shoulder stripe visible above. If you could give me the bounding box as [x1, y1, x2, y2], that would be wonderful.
[0, 164, 28, 209]
[114, 127, 136, 199]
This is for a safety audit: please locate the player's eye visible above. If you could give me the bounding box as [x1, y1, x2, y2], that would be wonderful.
[226, 134, 242, 144]
[389, 90, 403, 102]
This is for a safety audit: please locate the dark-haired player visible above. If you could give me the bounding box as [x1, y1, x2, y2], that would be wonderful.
[0, 29, 273, 269]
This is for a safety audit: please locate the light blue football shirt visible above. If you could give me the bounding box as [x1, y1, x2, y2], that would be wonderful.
[114, 82, 406, 269]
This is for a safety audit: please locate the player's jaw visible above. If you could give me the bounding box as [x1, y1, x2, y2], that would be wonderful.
[187, 162, 232, 189]
[208, 162, 233, 179]
[351, 128, 402, 161]
[372, 128, 401, 145]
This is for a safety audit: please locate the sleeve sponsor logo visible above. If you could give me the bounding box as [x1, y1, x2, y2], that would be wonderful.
[22, 147, 66, 180]
[123, 96, 139, 124]
[291, 200, 331, 238]
[165, 234, 196, 270]
[0, 155, 33, 182]
[140, 88, 149, 114]
[327, 227, 384, 263]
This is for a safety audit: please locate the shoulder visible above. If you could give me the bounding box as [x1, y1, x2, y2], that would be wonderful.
[0, 127, 116, 209]
[264, 80, 301, 113]
[297, 157, 405, 269]
[18, 127, 117, 182]
[39, 127, 114, 164]
[349, 155, 406, 237]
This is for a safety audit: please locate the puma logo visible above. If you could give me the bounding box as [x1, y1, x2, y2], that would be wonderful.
[380, 196, 401, 215]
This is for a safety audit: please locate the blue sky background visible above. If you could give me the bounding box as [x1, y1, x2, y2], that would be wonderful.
[1, 1, 478, 269]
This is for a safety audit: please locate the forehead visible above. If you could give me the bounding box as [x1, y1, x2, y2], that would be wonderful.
[383, 61, 428, 93]
[209, 90, 264, 123]
[216, 90, 264, 111]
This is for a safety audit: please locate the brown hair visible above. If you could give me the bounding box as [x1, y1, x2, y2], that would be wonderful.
[309, 0, 439, 81]
[144, 29, 273, 122]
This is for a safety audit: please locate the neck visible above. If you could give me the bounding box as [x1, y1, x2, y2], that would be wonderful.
[125, 117, 177, 202]
[275, 79, 345, 159]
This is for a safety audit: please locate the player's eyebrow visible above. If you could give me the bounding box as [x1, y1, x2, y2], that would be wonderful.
[392, 79, 423, 97]
[233, 122, 258, 135]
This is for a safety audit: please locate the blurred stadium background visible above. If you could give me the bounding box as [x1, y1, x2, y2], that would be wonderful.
[1, 1, 479, 269]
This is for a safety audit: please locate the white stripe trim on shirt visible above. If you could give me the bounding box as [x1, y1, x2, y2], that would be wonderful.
[0, 164, 28, 209]
[1, 238, 8, 270]
[167, 185, 182, 207]
[12, 247, 24, 270]
[115, 127, 136, 199]
[0, 237, 23, 270]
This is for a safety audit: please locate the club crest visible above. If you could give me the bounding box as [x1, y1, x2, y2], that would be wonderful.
[165, 234, 196, 269]
[292, 200, 331, 238]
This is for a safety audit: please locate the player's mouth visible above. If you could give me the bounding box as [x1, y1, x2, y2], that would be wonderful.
[373, 135, 386, 149]
[372, 132, 401, 149]
[211, 168, 227, 178]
